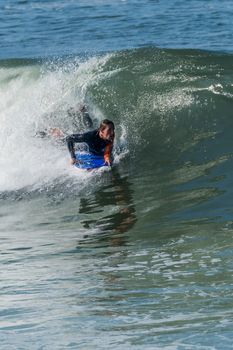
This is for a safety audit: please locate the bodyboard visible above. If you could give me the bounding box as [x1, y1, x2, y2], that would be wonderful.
[74, 152, 106, 170]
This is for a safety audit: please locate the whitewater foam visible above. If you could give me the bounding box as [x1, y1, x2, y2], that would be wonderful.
[0, 55, 114, 192]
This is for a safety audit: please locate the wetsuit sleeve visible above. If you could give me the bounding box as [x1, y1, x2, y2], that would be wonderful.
[104, 140, 114, 164]
[66, 133, 87, 159]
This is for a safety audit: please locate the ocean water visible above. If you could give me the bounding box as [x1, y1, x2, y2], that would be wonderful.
[1, 1, 233, 349]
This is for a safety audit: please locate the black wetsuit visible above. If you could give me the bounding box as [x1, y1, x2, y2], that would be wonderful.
[66, 129, 112, 160]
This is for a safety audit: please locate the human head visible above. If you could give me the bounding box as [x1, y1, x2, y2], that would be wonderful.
[99, 119, 115, 142]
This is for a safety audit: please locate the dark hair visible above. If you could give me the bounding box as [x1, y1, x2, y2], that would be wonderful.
[99, 119, 115, 131]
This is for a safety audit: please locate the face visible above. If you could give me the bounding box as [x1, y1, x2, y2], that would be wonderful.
[99, 126, 114, 142]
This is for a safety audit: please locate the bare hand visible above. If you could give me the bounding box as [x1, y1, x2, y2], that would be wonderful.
[49, 128, 64, 138]
[70, 158, 77, 165]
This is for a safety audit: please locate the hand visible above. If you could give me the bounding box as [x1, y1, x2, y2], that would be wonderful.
[70, 158, 77, 165]
[49, 128, 64, 138]
[105, 160, 112, 167]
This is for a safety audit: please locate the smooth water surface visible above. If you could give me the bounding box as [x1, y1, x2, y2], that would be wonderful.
[1, 0, 233, 58]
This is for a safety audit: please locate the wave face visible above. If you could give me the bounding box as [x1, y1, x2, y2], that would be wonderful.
[1, 47, 233, 349]
[1, 48, 233, 193]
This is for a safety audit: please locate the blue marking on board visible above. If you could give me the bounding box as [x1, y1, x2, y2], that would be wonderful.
[74, 152, 107, 170]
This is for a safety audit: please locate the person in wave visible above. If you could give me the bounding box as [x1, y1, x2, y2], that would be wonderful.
[35, 105, 93, 139]
[66, 119, 115, 166]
